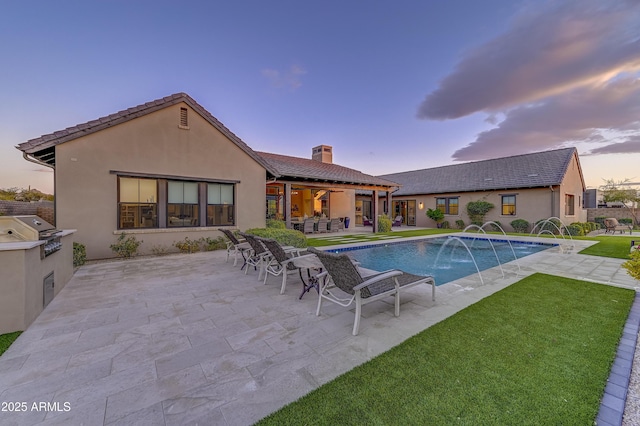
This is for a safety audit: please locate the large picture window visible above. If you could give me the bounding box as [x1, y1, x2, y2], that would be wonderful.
[168, 181, 199, 227]
[118, 177, 158, 229]
[436, 197, 459, 215]
[501, 195, 516, 215]
[207, 183, 235, 226]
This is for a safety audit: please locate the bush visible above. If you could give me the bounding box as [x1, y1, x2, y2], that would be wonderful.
[489, 221, 503, 232]
[466, 200, 494, 225]
[455, 219, 465, 229]
[377, 215, 392, 232]
[150, 244, 171, 256]
[110, 233, 143, 258]
[426, 208, 444, 225]
[245, 228, 307, 248]
[534, 218, 563, 235]
[623, 250, 640, 280]
[200, 236, 227, 251]
[565, 224, 584, 236]
[620, 218, 633, 225]
[594, 217, 607, 228]
[174, 237, 201, 254]
[266, 219, 286, 229]
[510, 219, 530, 233]
[73, 242, 86, 267]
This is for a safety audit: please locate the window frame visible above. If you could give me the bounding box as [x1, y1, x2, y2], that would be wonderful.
[117, 177, 158, 229]
[501, 195, 517, 216]
[435, 197, 459, 215]
[565, 194, 575, 216]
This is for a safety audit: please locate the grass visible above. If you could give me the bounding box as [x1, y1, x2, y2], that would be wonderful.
[257, 273, 634, 425]
[0, 331, 21, 356]
[577, 235, 638, 259]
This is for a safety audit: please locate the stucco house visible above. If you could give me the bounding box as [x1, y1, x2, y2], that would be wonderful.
[370, 148, 586, 231]
[375, 147, 587, 231]
[17, 93, 398, 259]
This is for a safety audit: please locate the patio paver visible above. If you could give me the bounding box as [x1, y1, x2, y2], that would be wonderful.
[0, 235, 638, 425]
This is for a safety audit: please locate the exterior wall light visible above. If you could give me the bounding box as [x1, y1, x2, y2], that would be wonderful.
[419, 202, 424, 209]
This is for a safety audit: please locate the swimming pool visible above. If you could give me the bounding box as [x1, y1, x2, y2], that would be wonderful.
[331, 236, 556, 285]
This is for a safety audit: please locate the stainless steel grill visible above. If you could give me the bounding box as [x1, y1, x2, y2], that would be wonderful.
[0, 215, 62, 257]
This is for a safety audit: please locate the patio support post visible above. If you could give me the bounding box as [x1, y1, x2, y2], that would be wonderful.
[372, 190, 378, 233]
[387, 191, 393, 219]
[285, 183, 292, 229]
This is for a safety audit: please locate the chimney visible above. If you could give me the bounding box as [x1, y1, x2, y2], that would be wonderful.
[312, 145, 333, 164]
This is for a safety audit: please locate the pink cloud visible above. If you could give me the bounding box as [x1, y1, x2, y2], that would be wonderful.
[417, 0, 640, 120]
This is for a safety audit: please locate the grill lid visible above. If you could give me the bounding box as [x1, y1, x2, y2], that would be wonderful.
[0, 215, 58, 242]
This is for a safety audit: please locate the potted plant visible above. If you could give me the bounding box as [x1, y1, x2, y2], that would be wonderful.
[426, 208, 445, 228]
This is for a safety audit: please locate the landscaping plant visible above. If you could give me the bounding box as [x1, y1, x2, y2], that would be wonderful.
[377, 215, 392, 232]
[73, 242, 87, 267]
[245, 227, 307, 248]
[426, 208, 444, 227]
[110, 233, 143, 258]
[510, 219, 530, 233]
[174, 237, 201, 253]
[466, 200, 494, 226]
[623, 250, 640, 280]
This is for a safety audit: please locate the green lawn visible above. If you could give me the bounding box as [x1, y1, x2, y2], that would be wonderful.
[0, 331, 21, 356]
[257, 273, 634, 425]
[577, 235, 638, 259]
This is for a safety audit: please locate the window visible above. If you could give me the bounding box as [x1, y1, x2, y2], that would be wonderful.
[436, 197, 459, 215]
[501, 195, 516, 215]
[207, 183, 234, 226]
[565, 194, 575, 216]
[118, 177, 157, 229]
[168, 181, 199, 227]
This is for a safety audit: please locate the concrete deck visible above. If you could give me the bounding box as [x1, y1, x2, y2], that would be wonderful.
[0, 234, 638, 425]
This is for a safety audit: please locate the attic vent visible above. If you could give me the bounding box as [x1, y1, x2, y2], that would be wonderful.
[179, 107, 189, 129]
[484, 178, 493, 181]
[528, 173, 539, 177]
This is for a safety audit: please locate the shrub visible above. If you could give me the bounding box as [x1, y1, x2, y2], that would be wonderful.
[455, 219, 465, 229]
[620, 218, 633, 225]
[174, 237, 201, 254]
[622, 250, 640, 281]
[440, 220, 450, 229]
[510, 219, 530, 233]
[466, 200, 494, 225]
[266, 219, 286, 229]
[200, 236, 227, 251]
[565, 224, 584, 236]
[245, 228, 307, 248]
[489, 221, 503, 232]
[534, 218, 563, 235]
[594, 217, 607, 228]
[73, 242, 86, 267]
[110, 233, 143, 258]
[377, 215, 392, 232]
[426, 208, 444, 225]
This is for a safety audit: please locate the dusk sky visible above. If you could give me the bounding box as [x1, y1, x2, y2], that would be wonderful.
[1, 0, 639, 194]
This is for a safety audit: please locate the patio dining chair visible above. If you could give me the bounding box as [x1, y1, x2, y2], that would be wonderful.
[237, 232, 271, 280]
[258, 237, 308, 294]
[307, 247, 436, 335]
[392, 216, 403, 227]
[328, 218, 342, 232]
[316, 217, 329, 233]
[362, 216, 373, 226]
[219, 228, 250, 266]
[303, 218, 315, 234]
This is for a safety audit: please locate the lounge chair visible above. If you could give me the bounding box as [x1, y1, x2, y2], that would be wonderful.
[307, 247, 436, 335]
[303, 218, 315, 234]
[362, 216, 373, 226]
[238, 232, 271, 280]
[328, 218, 343, 232]
[219, 228, 250, 266]
[392, 216, 403, 227]
[259, 237, 307, 294]
[604, 218, 632, 234]
[316, 217, 329, 233]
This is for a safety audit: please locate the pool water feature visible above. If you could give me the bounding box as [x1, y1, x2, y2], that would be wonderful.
[333, 236, 555, 286]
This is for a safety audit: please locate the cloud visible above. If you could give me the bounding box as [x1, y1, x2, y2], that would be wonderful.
[585, 135, 640, 155]
[261, 64, 307, 90]
[417, 0, 640, 120]
[452, 77, 640, 160]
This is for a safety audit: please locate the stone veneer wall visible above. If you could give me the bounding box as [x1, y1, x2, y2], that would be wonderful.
[586, 207, 639, 224]
[0, 201, 55, 225]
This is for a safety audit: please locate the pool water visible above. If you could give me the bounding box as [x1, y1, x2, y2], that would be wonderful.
[333, 236, 555, 286]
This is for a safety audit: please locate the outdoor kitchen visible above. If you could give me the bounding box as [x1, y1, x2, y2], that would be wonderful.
[0, 215, 75, 334]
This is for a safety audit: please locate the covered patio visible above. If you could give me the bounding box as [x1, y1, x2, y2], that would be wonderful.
[258, 147, 399, 233]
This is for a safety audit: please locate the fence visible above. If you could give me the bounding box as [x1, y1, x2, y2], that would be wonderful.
[0, 200, 55, 225]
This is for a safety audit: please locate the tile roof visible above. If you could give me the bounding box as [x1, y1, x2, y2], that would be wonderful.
[256, 151, 400, 188]
[378, 147, 580, 196]
[16, 93, 278, 175]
